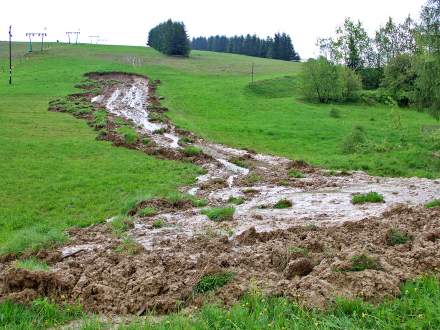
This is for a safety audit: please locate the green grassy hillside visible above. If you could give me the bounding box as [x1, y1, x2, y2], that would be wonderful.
[0, 42, 439, 254]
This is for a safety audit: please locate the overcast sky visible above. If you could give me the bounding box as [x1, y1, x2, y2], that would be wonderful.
[1, 0, 426, 58]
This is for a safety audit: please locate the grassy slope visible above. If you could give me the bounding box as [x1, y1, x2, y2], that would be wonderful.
[1, 42, 439, 253]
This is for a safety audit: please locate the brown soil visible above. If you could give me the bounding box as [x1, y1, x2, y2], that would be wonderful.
[2, 206, 440, 315]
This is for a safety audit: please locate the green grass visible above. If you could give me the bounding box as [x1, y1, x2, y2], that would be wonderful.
[227, 196, 245, 205]
[117, 126, 138, 144]
[193, 272, 234, 294]
[110, 215, 134, 236]
[34, 276, 439, 329]
[137, 207, 157, 217]
[426, 199, 440, 208]
[1, 43, 439, 255]
[152, 218, 166, 229]
[273, 199, 293, 209]
[346, 254, 382, 272]
[201, 207, 235, 222]
[0, 298, 83, 330]
[288, 246, 309, 256]
[183, 145, 203, 156]
[288, 170, 305, 178]
[351, 192, 385, 205]
[386, 228, 413, 246]
[14, 257, 50, 272]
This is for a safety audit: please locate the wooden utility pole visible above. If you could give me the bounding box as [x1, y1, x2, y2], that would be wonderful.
[9, 25, 12, 85]
[251, 63, 254, 84]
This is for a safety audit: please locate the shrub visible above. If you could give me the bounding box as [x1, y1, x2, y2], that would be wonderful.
[386, 228, 413, 246]
[300, 57, 361, 103]
[202, 207, 235, 222]
[273, 199, 293, 209]
[329, 108, 341, 118]
[358, 67, 384, 90]
[414, 55, 440, 119]
[426, 199, 440, 209]
[351, 192, 384, 204]
[288, 170, 305, 178]
[341, 125, 366, 154]
[117, 127, 138, 144]
[193, 272, 234, 294]
[358, 89, 396, 106]
[183, 146, 203, 157]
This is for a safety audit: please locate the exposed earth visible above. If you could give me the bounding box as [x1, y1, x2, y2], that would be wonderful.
[1, 73, 439, 315]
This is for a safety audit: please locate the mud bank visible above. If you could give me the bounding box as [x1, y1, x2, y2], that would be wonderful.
[1, 72, 439, 315]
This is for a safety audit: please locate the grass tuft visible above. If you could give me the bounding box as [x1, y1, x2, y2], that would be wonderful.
[152, 219, 166, 229]
[425, 199, 440, 209]
[351, 192, 384, 204]
[386, 228, 413, 246]
[117, 126, 138, 144]
[288, 170, 305, 178]
[193, 272, 234, 294]
[347, 254, 382, 272]
[110, 215, 134, 236]
[183, 146, 203, 157]
[227, 196, 245, 205]
[273, 199, 293, 209]
[15, 257, 50, 272]
[202, 207, 235, 222]
[137, 207, 157, 217]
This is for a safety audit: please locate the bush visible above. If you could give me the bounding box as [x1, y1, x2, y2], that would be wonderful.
[193, 272, 234, 294]
[383, 54, 417, 107]
[300, 57, 361, 103]
[351, 192, 384, 204]
[341, 125, 367, 154]
[201, 207, 235, 222]
[358, 67, 384, 90]
[358, 89, 396, 106]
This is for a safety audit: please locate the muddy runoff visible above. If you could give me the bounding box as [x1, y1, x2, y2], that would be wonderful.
[1, 72, 440, 315]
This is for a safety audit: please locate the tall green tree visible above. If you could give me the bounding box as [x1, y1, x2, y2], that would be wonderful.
[148, 20, 190, 56]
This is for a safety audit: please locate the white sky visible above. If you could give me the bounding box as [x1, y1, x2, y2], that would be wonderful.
[1, 0, 426, 58]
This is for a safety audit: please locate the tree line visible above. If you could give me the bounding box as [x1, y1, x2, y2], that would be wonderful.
[147, 19, 190, 56]
[191, 33, 300, 61]
[302, 0, 439, 118]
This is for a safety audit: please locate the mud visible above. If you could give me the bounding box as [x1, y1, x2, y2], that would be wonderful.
[2, 72, 439, 315]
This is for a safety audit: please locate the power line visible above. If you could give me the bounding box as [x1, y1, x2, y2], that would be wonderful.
[25, 32, 47, 52]
[66, 31, 80, 44]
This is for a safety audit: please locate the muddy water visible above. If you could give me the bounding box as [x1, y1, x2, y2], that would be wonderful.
[89, 75, 440, 251]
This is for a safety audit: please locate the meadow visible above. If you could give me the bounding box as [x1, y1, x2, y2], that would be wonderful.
[1, 42, 439, 329]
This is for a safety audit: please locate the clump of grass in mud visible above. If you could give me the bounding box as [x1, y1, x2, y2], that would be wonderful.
[244, 173, 262, 184]
[288, 246, 309, 256]
[202, 207, 235, 222]
[110, 215, 134, 236]
[228, 196, 245, 205]
[15, 257, 50, 272]
[141, 138, 150, 145]
[178, 136, 195, 146]
[117, 126, 138, 144]
[352, 192, 384, 205]
[183, 146, 203, 157]
[164, 192, 208, 208]
[425, 199, 440, 209]
[288, 170, 305, 178]
[193, 272, 234, 294]
[92, 110, 108, 129]
[49, 97, 93, 116]
[137, 207, 157, 217]
[153, 128, 166, 135]
[386, 228, 413, 246]
[229, 157, 250, 169]
[115, 237, 144, 255]
[273, 199, 293, 209]
[345, 254, 382, 272]
[149, 112, 166, 123]
[152, 219, 167, 229]
[75, 79, 103, 94]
